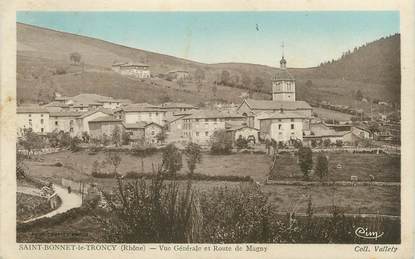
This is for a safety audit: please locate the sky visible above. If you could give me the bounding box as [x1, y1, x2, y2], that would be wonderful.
[16, 11, 400, 68]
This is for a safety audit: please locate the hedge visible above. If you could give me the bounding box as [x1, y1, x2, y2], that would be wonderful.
[91, 171, 253, 182]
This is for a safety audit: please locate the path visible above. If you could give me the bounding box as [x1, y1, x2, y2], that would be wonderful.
[23, 184, 82, 223]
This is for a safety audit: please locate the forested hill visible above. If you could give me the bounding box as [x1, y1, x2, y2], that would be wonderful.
[314, 34, 400, 91]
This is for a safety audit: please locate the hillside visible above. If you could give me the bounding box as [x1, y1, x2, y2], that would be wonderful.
[17, 22, 400, 107]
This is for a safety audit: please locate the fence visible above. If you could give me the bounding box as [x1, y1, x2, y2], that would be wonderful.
[18, 147, 63, 156]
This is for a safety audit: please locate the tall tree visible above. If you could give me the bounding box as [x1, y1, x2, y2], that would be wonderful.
[194, 68, 205, 83]
[106, 151, 122, 175]
[253, 77, 264, 92]
[184, 142, 202, 175]
[315, 154, 328, 180]
[162, 143, 183, 176]
[220, 70, 231, 85]
[69, 52, 82, 65]
[298, 146, 313, 179]
[112, 126, 122, 147]
[242, 74, 251, 89]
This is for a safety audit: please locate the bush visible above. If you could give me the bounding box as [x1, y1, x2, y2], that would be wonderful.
[53, 162, 63, 167]
[235, 136, 248, 150]
[124, 171, 253, 182]
[210, 129, 233, 154]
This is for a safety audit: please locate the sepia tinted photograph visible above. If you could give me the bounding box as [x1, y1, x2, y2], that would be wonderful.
[15, 11, 401, 244]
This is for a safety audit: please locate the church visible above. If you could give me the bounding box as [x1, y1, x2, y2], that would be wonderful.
[237, 52, 313, 145]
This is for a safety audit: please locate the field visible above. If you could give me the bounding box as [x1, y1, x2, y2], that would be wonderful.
[21, 150, 400, 217]
[24, 150, 272, 182]
[263, 185, 400, 216]
[312, 107, 353, 122]
[270, 153, 400, 182]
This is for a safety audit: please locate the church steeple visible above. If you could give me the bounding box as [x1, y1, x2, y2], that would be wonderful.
[280, 41, 287, 70]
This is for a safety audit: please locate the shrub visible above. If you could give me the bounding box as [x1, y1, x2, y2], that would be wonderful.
[210, 129, 233, 154]
[235, 135, 248, 150]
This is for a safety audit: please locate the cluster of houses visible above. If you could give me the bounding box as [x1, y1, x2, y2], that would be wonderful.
[17, 55, 373, 147]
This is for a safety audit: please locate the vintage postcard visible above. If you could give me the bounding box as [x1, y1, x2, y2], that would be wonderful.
[1, 0, 414, 258]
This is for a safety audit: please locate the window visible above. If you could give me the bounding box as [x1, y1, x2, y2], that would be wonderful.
[55, 121, 58, 126]
[40, 119, 44, 124]
[278, 124, 282, 130]
[151, 131, 155, 135]
[28, 119, 32, 126]
[291, 119, 294, 122]
[41, 128, 44, 133]
[196, 132, 199, 137]
[291, 124, 294, 130]
[41, 114, 43, 117]
[196, 119, 199, 122]
[28, 114, 31, 117]
[205, 131, 209, 136]
[156, 112, 159, 116]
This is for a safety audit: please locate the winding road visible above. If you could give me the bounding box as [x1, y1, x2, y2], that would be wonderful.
[22, 184, 82, 223]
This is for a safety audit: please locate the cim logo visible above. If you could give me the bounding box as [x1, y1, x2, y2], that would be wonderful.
[355, 227, 384, 240]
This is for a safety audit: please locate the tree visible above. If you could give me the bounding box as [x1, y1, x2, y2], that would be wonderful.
[162, 143, 183, 176]
[177, 78, 185, 88]
[112, 126, 122, 147]
[106, 152, 122, 175]
[355, 90, 363, 101]
[323, 138, 331, 148]
[194, 68, 205, 83]
[220, 70, 230, 85]
[241, 74, 251, 89]
[16, 152, 27, 179]
[122, 130, 131, 145]
[212, 84, 217, 97]
[156, 130, 167, 144]
[184, 142, 202, 175]
[315, 154, 328, 180]
[69, 52, 82, 65]
[253, 77, 264, 92]
[235, 135, 248, 150]
[210, 129, 233, 154]
[70, 136, 81, 152]
[335, 140, 343, 147]
[19, 128, 43, 157]
[81, 131, 90, 143]
[298, 146, 313, 179]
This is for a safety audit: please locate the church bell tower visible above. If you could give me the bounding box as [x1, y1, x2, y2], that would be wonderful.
[271, 42, 296, 102]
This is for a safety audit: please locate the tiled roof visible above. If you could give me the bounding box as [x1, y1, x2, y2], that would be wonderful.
[185, 110, 245, 120]
[243, 99, 312, 110]
[164, 114, 188, 124]
[78, 108, 114, 119]
[258, 111, 309, 120]
[49, 111, 84, 117]
[89, 116, 122, 123]
[160, 102, 197, 109]
[17, 106, 49, 113]
[122, 121, 148, 129]
[271, 69, 295, 81]
[119, 103, 166, 112]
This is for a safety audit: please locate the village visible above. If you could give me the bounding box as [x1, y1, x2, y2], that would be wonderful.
[14, 14, 401, 244]
[17, 55, 395, 151]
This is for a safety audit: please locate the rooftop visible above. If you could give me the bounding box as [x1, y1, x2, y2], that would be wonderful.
[78, 108, 114, 119]
[49, 111, 84, 117]
[185, 109, 245, 120]
[258, 110, 309, 120]
[118, 103, 166, 112]
[159, 102, 197, 109]
[122, 121, 148, 129]
[242, 99, 312, 110]
[89, 115, 122, 123]
[271, 69, 295, 81]
[17, 106, 49, 113]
